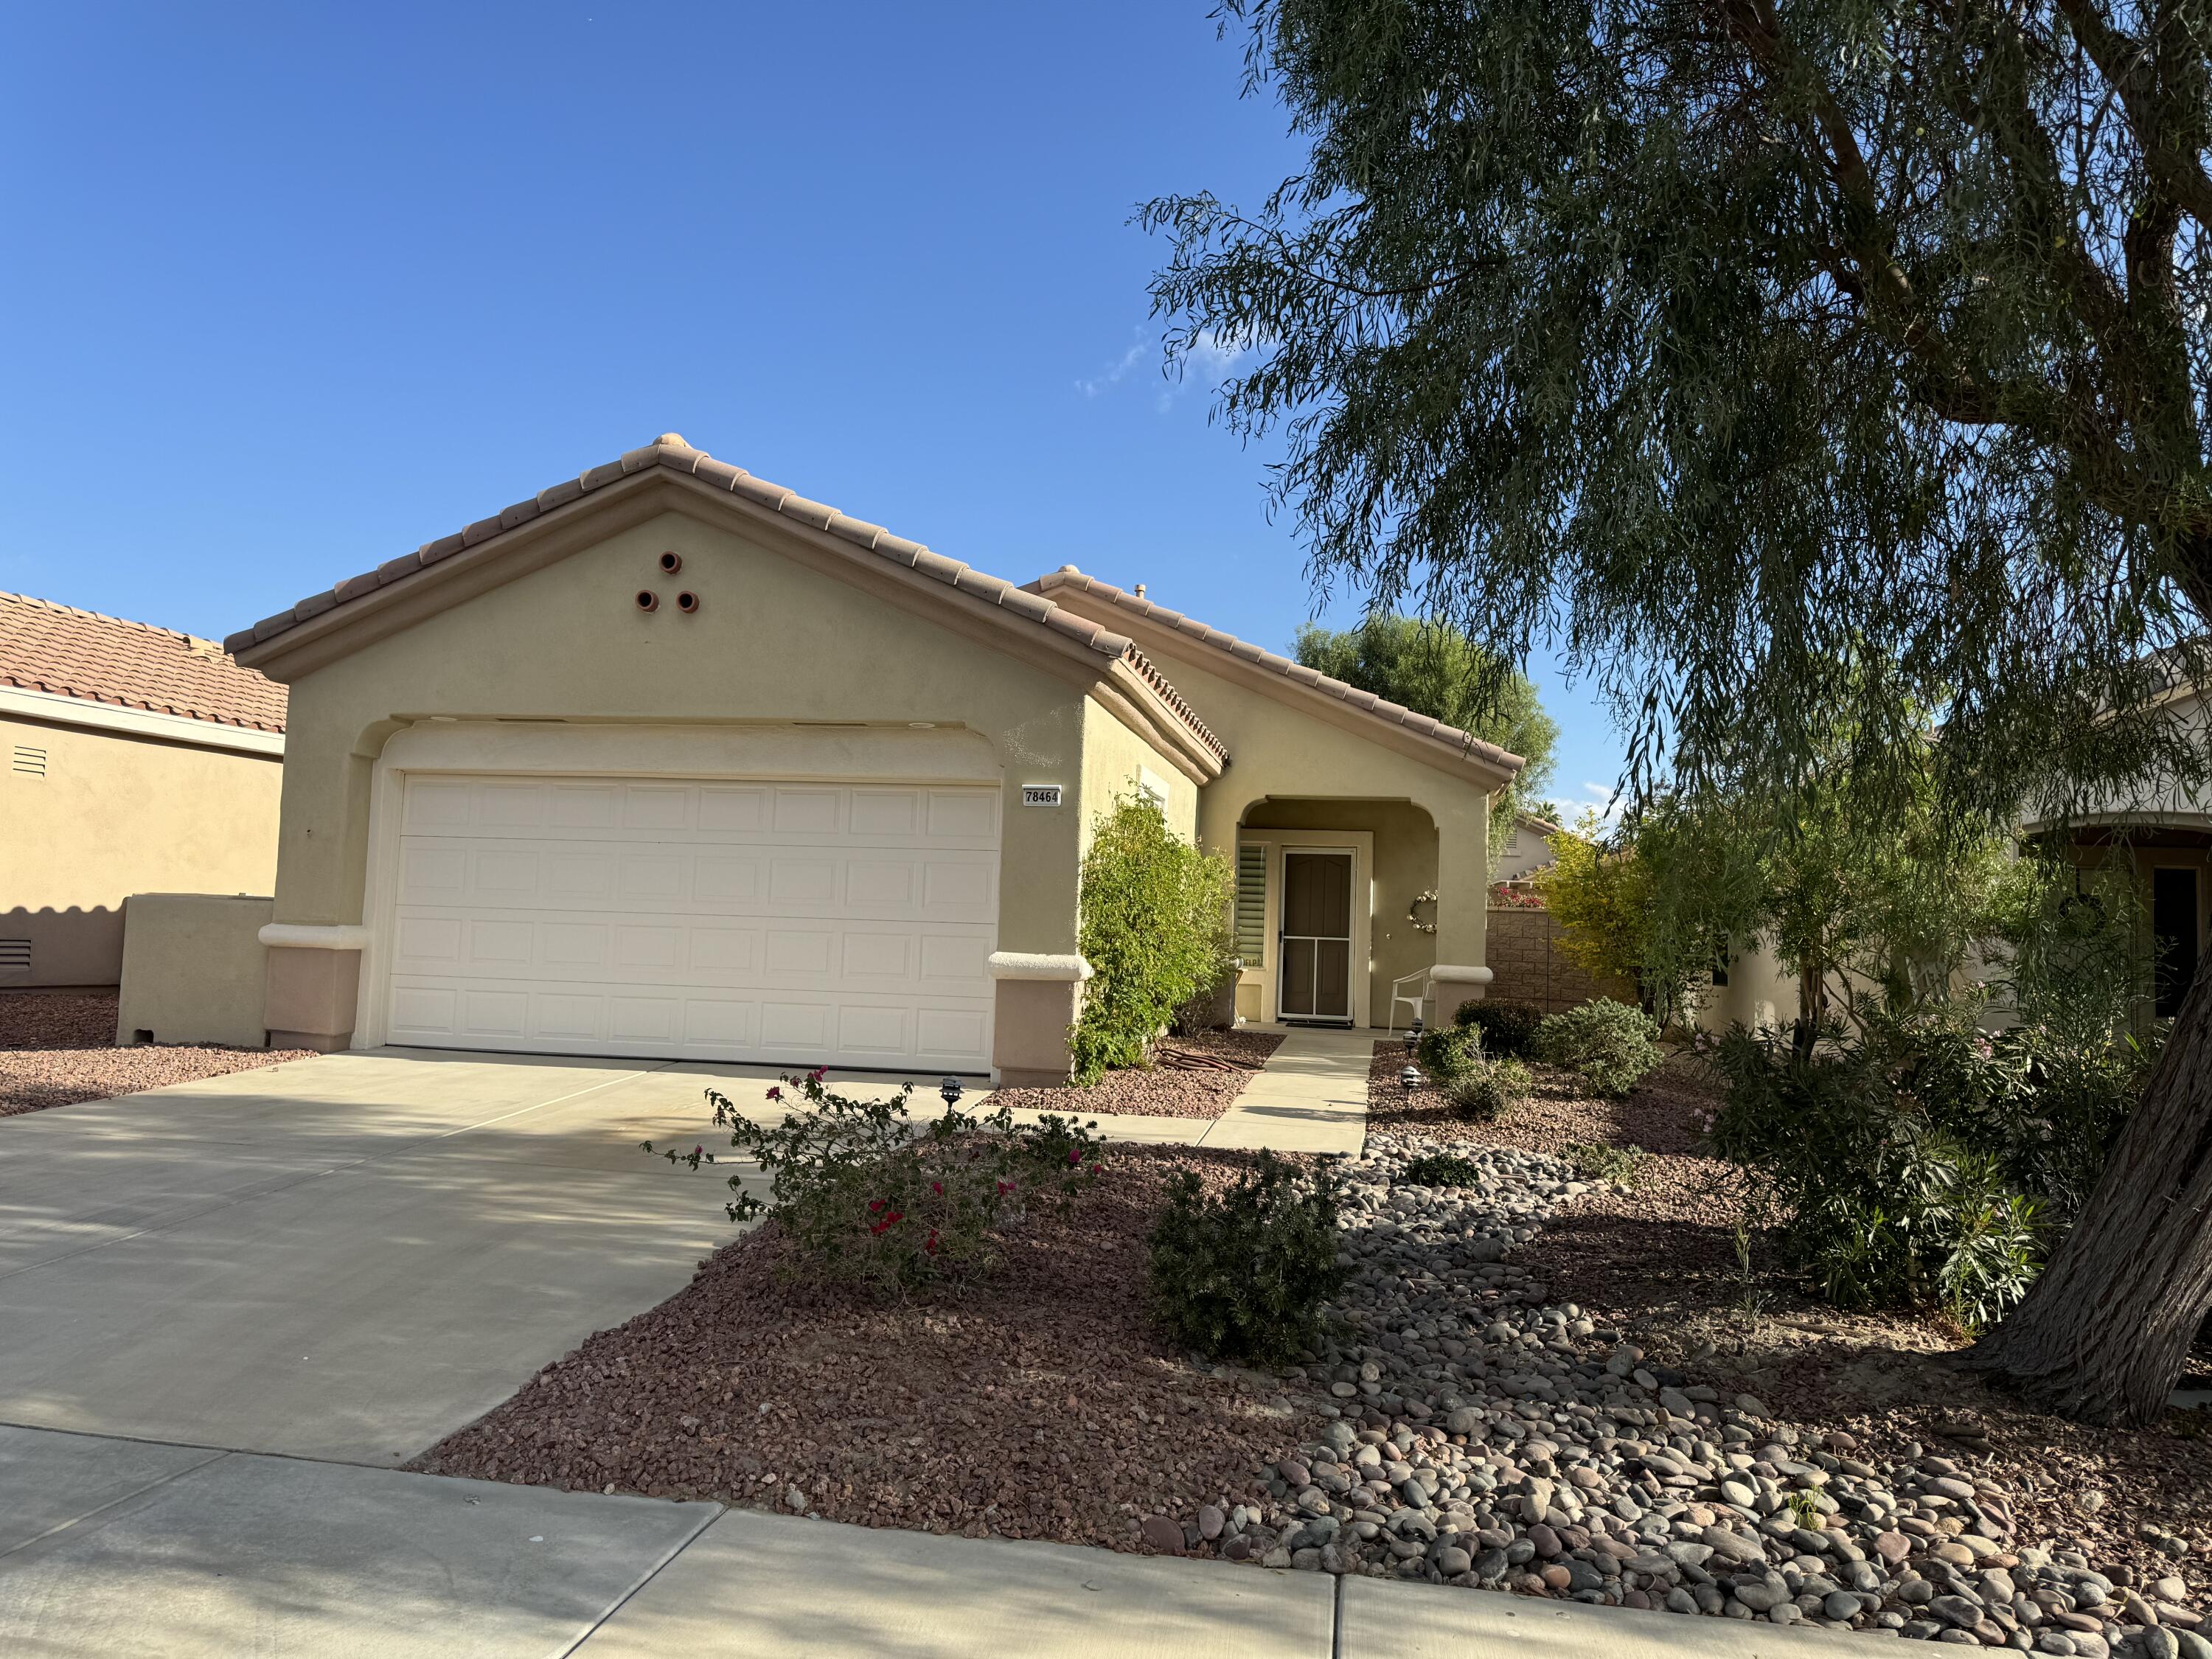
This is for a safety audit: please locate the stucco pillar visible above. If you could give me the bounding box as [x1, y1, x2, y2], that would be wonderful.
[987, 951, 1091, 1086]
[260, 924, 368, 1052]
[1427, 797, 1494, 1025]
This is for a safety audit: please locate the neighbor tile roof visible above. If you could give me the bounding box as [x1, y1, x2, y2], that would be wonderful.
[1027, 568, 1524, 776]
[1, 592, 287, 733]
[223, 434, 1224, 761]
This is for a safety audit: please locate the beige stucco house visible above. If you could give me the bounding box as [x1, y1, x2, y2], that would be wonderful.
[221, 434, 1520, 1083]
[2, 593, 285, 991]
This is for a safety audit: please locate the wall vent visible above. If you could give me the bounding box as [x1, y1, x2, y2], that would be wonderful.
[0, 940, 30, 976]
[1234, 844, 1268, 968]
[11, 745, 46, 776]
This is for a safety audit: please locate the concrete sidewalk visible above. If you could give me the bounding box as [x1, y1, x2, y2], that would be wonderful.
[0, 1422, 1840, 1658]
[1198, 1026, 1372, 1154]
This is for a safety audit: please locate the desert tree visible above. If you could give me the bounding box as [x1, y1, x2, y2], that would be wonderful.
[1147, 0, 2212, 1424]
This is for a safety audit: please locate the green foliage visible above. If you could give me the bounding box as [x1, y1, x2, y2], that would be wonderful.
[1561, 1141, 1644, 1186]
[1532, 815, 1669, 1009]
[1535, 999, 1663, 1097]
[1444, 1057, 1531, 1122]
[1416, 1021, 1484, 1082]
[1292, 613, 1557, 850]
[1705, 1012, 2158, 1327]
[1147, 1151, 1350, 1364]
[644, 1071, 1102, 1298]
[1402, 1150, 1484, 1186]
[1070, 794, 1236, 1085]
[1453, 997, 1544, 1059]
[1144, 0, 2212, 836]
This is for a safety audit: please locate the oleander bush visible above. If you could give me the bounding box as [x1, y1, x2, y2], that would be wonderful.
[1147, 1151, 1349, 1364]
[645, 1068, 1102, 1298]
[1705, 1010, 2156, 1327]
[1535, 998, 1663, 1097]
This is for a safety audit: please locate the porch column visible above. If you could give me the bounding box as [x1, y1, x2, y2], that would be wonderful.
[1427, 796, 1493, 1025]
[987, 951, 1091, 1086]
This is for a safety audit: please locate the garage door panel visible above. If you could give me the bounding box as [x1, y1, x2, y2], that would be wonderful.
[386, 775, 998, 1070]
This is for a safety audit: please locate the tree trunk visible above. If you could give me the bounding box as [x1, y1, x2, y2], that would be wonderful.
[1964, 962, 2212, 1426]
[1791, 958, 1827, 1060]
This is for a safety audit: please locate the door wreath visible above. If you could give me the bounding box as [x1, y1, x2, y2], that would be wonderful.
[1408, 889, 1439, 934]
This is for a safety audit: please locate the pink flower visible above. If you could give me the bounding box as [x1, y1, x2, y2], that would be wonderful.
[1067, 1149, 1081, 1165]
[925, 1231, 939, 1255]
[808, 1066, 828, 1082]
[868, 1200, 886, 1214]
[931, 1181, 944, 1196]
[765, 1086, 782, 1102]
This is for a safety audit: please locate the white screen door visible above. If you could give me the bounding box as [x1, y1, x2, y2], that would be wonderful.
[1278, 849, 1354, 1022]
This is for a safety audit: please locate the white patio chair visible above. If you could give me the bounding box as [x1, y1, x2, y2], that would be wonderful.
[1388, 970, 1431, 1033]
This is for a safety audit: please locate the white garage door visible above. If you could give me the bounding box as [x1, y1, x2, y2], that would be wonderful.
[382, 773, 999, 1071]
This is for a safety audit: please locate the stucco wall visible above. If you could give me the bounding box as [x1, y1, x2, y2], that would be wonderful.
[116, 892, 274, 1047]
[1492, 820, 1559, 882]
[1080, 696, 1202, 847]
[1086, 644, 1494, 982]
[270, 509, 1115, 956]
[1242, 798, 1437, 1026]
[1, 714, 282, 987]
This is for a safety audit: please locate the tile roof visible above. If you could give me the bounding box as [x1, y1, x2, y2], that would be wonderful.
[223, 434, 1223, 761]
[1, 591, 287, 734]
[1026, 568, 1525, 777]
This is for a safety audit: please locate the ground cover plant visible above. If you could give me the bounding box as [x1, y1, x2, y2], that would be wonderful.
[1441, 1057, 1530, 1123]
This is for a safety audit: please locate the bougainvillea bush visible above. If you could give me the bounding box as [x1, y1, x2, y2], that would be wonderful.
[647, 1068, 1102, 1298]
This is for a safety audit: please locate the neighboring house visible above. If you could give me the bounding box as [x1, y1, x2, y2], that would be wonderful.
[1, 593, 285, 989]
[1491, 810, 1564, 883]
[220, 434, 1521, 1083]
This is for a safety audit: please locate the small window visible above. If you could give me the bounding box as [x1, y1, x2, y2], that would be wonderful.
[11, 745, 46, 776]
[1234, 844, 1268, 967]
[1138, 767, 1169, 810]
[0, 940, 29, 976]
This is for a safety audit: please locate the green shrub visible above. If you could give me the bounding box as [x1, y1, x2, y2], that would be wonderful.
[1707, 1024, 2062, 1327]
[1069, 796, 1235, 1084]
[645, 1071, 1102, 1298]
[1147, 1151, 1349, 1363]
[1561, 1141, 1644, 1186]
[1453, 998, 1545, 1058]
[1402, 1150, 1484, 1186]
[1444, 1057, 1533, 1121]
[1417, 1022, 1484, 1081]
[1536, 998, 1664, 1096]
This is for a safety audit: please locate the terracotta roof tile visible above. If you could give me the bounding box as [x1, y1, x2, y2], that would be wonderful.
[1028, 568, 1524, 778]
[1, 591, 287, 733]
[221, 434, 1225, 764]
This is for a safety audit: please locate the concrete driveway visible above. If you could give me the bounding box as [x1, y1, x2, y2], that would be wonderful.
[0, 1048, 782, 1462]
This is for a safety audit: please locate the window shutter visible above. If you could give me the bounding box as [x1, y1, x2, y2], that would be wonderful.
[1234, 844, 1267, 967]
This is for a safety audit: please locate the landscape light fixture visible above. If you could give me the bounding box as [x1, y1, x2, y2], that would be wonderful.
[1399, 1064, 1422, 1096]
[940, 1077, 964, 1108]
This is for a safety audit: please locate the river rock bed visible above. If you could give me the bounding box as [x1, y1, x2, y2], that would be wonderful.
[1168, 1133, 2210, 1654]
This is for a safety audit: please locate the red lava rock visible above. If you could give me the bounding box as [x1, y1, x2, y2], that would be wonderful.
[411, 1147, 1323, 1556]
[989, 1031, 1283, 1121]
[1, 992, 314, 1117]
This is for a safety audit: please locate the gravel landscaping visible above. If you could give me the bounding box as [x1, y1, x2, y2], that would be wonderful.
[412, 1144, 1323, 1545]
[422, 1032, 2211, 1654]
[0, 992, 313, 1116]
[987, 1029, 1284, 1119]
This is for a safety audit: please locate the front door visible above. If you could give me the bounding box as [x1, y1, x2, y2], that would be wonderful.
[1278, 849, 1354, 1023]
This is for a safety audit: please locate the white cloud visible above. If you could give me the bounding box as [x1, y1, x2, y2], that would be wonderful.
[1155, 327, 1256, 412]
[1075, 338, 1148, 398]
[1548, 782, 1624, 830]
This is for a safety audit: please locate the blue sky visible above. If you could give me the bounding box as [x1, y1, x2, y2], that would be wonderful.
[0, 1, 1624, 820]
